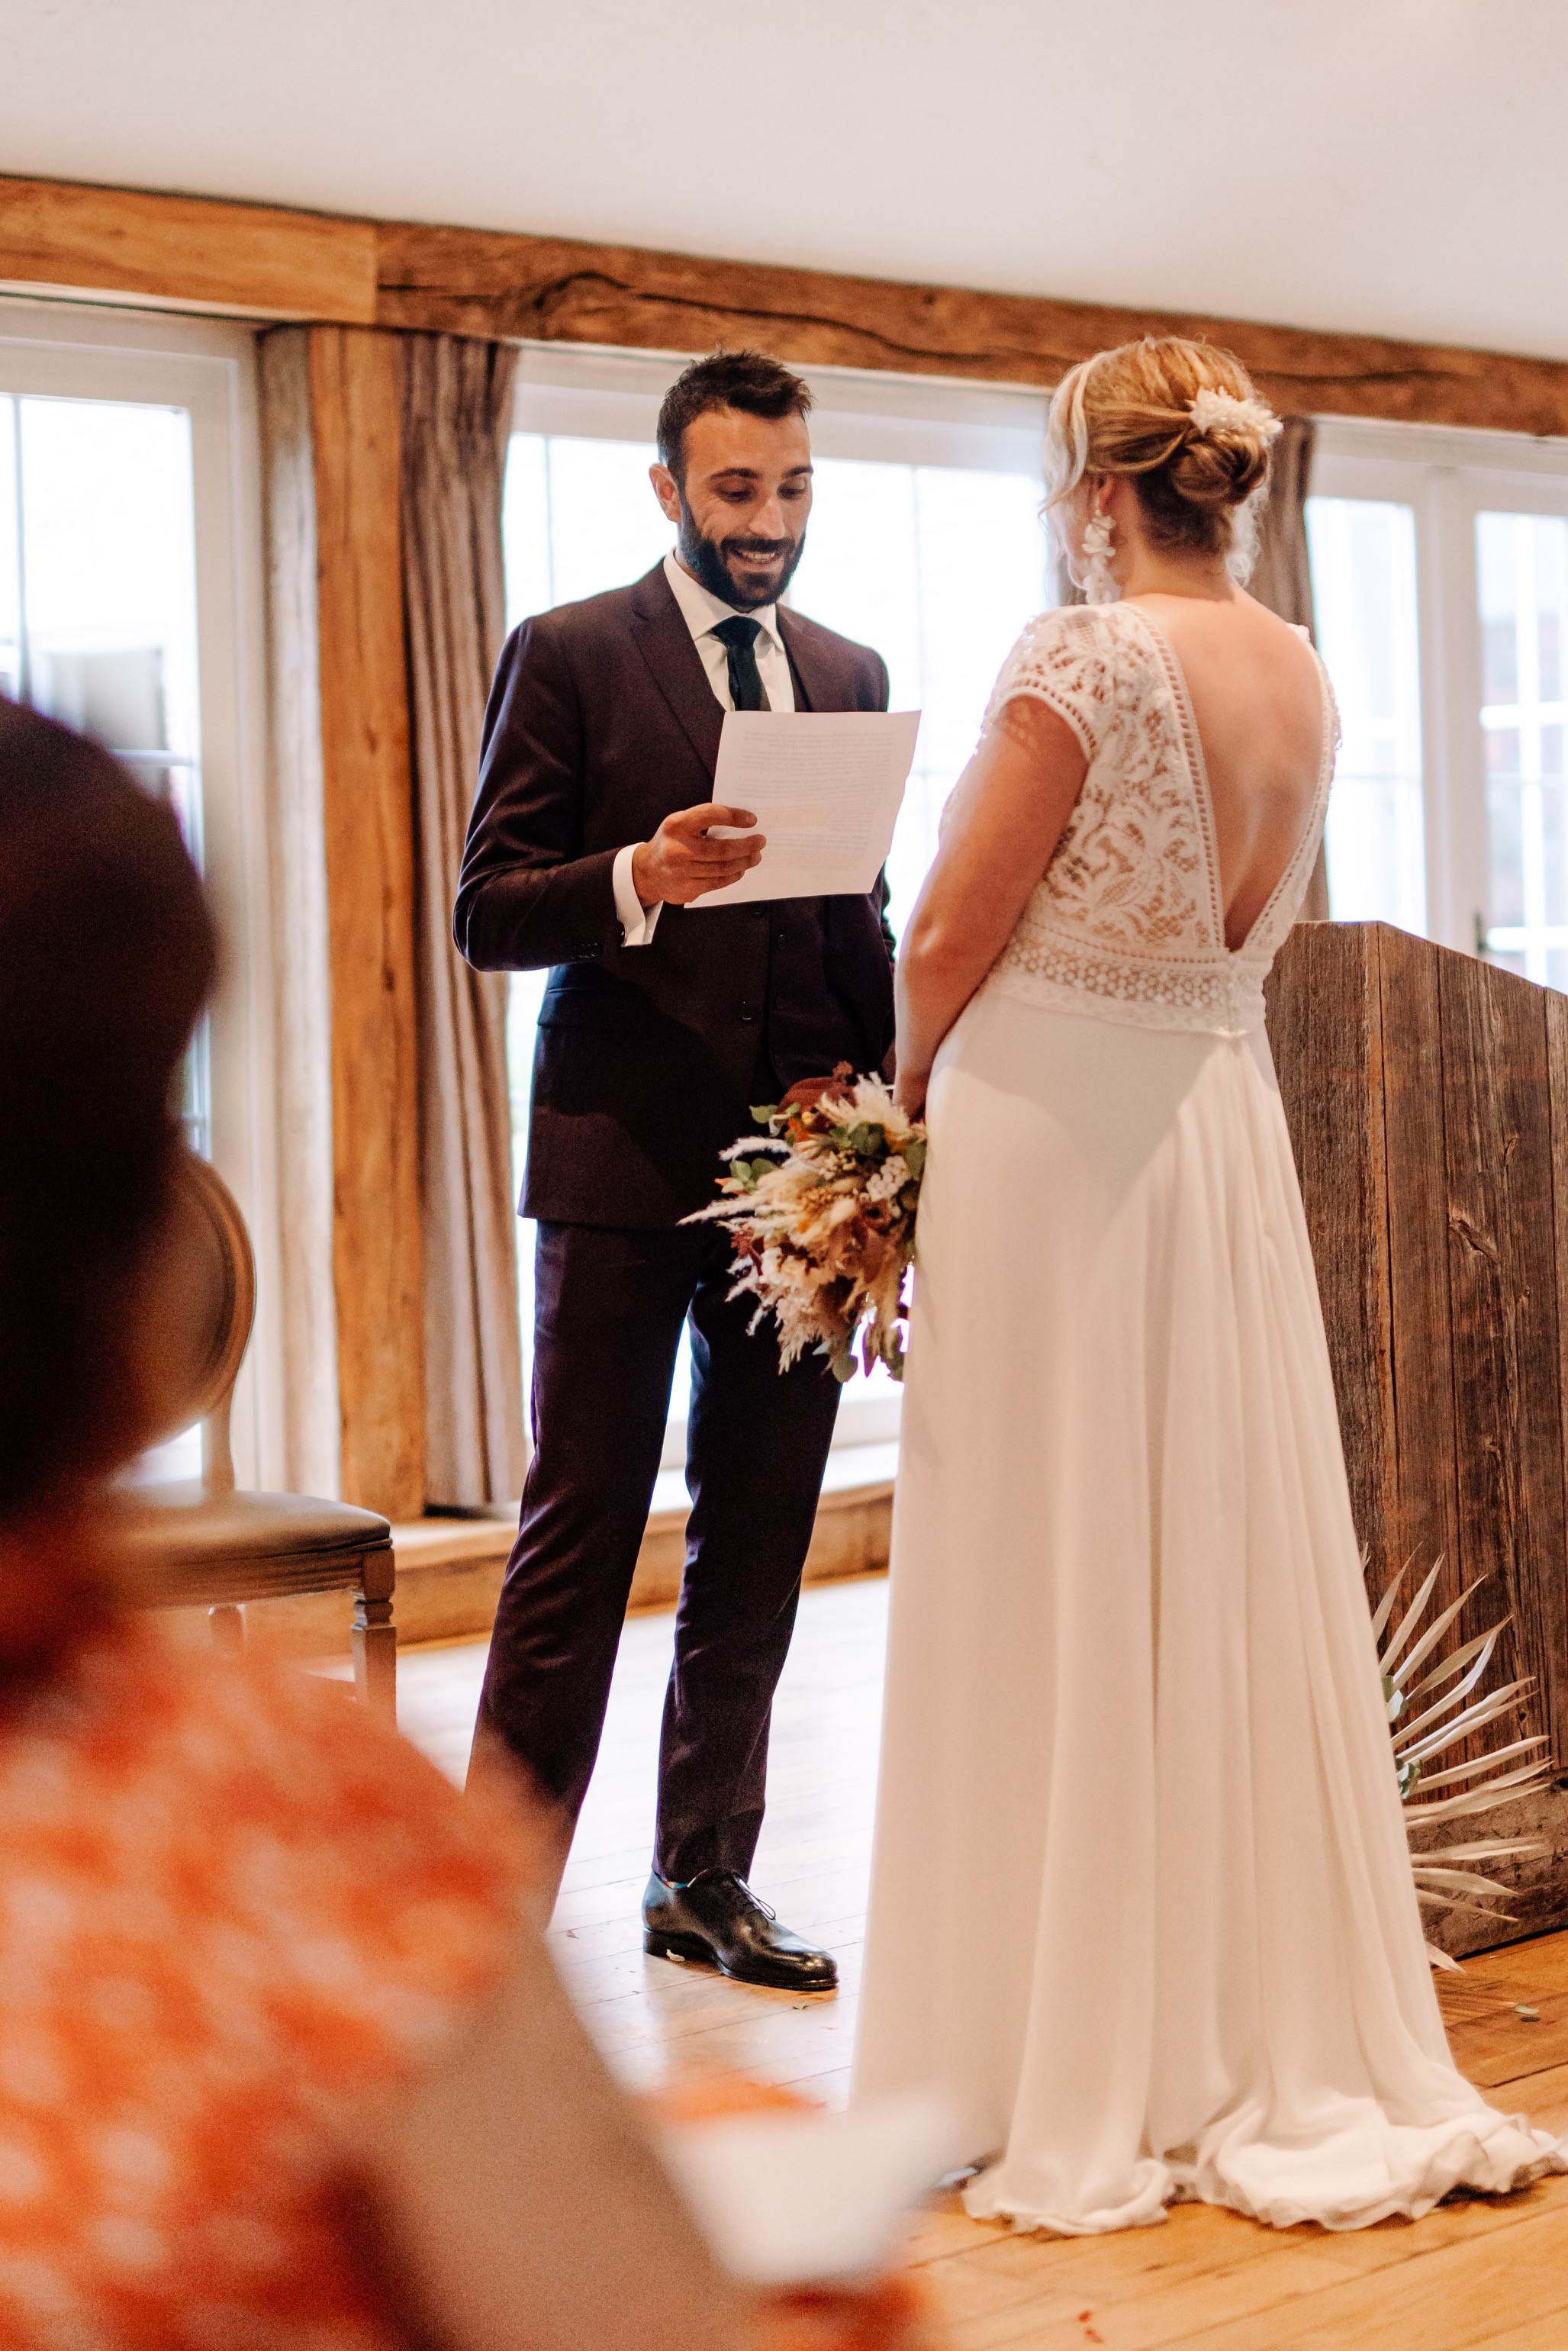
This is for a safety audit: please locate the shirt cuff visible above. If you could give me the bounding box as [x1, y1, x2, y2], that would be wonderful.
[612, 843, 663, 947]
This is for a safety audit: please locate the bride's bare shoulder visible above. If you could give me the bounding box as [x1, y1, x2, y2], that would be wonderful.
[1132, 590, 1318, 688]
[1132, 587, 1302, 646]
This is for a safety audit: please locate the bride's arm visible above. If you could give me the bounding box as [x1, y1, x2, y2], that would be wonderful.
[895, 695, 1087, 1113]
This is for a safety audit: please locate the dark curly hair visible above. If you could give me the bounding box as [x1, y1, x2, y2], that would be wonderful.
[656, 349, 813, 481]
[0, 697, 216, 1515]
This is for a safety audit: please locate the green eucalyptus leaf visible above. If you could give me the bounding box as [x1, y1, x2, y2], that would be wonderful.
[829, 1121, 881, 1156]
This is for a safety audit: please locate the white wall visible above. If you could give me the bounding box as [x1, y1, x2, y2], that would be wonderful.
[3, 2, 1566, 361]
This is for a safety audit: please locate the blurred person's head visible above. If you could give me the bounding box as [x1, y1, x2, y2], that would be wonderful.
[0, 697, 215, 1551]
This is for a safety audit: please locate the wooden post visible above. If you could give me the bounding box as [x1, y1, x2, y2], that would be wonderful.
[309, 326, 426, 1520]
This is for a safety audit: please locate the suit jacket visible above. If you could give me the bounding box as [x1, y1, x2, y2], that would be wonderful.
[455, 562, 897, 1229]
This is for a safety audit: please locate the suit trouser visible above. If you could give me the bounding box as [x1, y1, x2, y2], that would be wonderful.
[470, 1217, 842, 1882]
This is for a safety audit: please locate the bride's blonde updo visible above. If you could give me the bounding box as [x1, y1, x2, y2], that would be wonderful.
[1044, 337, 1281, 576]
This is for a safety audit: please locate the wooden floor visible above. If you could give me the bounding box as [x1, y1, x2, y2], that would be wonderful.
[395, 1576, 1568, 2350]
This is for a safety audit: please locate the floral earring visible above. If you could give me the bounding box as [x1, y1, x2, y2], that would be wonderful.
[1080, 498, 1119, 605]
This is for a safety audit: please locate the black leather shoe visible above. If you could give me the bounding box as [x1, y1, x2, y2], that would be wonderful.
[642, 1869, 838, 1992]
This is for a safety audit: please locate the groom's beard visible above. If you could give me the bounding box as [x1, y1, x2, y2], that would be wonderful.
[677, 501, 806, 611]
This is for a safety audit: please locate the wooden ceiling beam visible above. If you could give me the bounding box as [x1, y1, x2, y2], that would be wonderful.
[0, 173, 376, 322]
[372, 223, 1568, 438]
[5, 172, 1568, 438]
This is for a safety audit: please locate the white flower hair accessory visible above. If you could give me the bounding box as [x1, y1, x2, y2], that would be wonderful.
[1188, 386, 1283, 444]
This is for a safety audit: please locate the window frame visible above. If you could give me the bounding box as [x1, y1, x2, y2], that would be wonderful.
[1311, 416, 1568, 961]
[0, 296, 281, 1486]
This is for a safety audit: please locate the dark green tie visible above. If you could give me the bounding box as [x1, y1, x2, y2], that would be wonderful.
[713, 615, 770, 711]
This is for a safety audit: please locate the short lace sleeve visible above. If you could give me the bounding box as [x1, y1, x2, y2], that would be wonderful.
[984, 605, 1115, 763]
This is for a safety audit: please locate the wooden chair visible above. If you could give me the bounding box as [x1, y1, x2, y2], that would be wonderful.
[120, 1151, 397, 1717]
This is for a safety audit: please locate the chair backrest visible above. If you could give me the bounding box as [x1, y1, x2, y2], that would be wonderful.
[138, 1151, 256, 1494]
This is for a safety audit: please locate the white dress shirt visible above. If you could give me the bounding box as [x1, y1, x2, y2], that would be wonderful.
[611, 552, 796, 947]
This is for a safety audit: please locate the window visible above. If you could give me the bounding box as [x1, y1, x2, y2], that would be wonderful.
[1306, 417, 1568, 963]
[0, 299, 278, 1484]
[2, 389, 209, 1148]
[788, 459, 1049, 936]
[1303, 497, 1425, 934]
[1476, 511, 1568, 984]
[500, 346, 1049, 1462]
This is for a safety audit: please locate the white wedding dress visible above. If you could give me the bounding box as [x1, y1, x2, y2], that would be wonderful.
[852, 600, 1563, 2233]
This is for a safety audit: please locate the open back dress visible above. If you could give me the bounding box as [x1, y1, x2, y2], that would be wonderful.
[852, 599, 1563, 2233]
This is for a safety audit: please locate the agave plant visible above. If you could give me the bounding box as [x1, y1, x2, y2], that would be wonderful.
[1373, 1559, 1552, 1969]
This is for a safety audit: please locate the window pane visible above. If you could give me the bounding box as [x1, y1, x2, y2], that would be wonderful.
[788, 456, 1051, 1440]
[18, 396, 201, 855]
[500, 431, 553, 627]
[11, 392, 209, 1483]
[790, 459, 1048, 936]
[910, 467, 1048, 929]
[1476, 510, 1568, 987]
[504, 433, 672, 626]
[8, 394, 208, 1165]
[1304, 497, 1425, 933]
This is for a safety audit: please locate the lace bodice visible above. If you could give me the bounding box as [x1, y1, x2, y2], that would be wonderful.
[977, 601, 1338, 1036]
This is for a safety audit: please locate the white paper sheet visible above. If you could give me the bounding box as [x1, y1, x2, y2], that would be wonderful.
[656, 2088, 970, 2286]
[691, 708, 921, 907]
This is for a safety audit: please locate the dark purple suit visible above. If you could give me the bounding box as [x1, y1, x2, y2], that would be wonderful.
[455, 561, 894, 1877]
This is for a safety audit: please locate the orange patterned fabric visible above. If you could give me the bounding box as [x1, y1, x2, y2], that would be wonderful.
[0, 1624, 523, 2346]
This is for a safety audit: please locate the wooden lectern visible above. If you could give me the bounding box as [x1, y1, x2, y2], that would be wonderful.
[1265, 922, 1568, 1950]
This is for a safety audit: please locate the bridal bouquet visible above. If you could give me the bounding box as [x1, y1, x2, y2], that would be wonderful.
[687, 1064, 927, 1383]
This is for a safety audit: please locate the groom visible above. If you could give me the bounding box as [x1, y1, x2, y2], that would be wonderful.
[455, 349, 895, 1990]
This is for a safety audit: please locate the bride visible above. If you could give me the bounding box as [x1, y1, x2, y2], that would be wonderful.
[852, 336, 1563, 2234]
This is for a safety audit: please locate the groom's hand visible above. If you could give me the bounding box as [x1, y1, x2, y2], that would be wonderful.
[632, 804, 766, 907]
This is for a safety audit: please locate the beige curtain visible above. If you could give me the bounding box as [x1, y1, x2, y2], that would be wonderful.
[400, 333, 527, 1508]
[1249, 418, 1329, 919]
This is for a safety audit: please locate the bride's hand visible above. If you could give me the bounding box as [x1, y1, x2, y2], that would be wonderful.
[894, 1064, 929, 1119]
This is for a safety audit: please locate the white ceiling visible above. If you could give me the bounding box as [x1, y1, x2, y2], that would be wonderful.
[4, 0, 1566, 361]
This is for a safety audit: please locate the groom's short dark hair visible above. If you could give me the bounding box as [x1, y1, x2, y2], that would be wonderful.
[657, 350, 813, 481]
